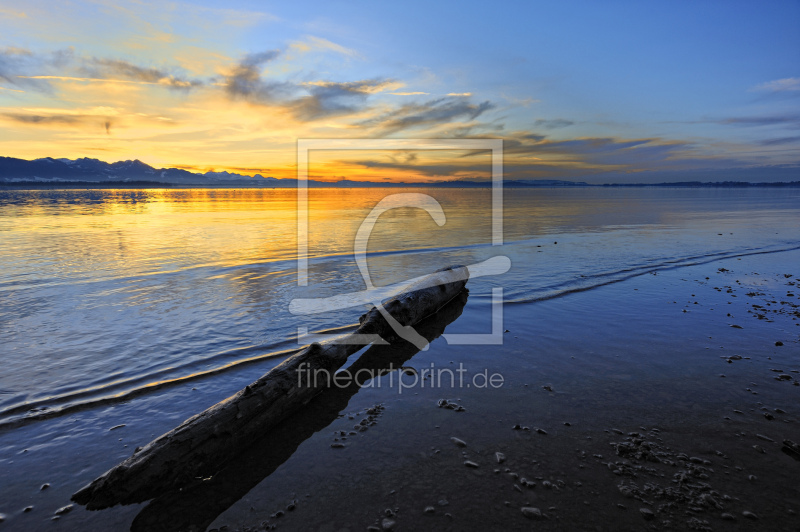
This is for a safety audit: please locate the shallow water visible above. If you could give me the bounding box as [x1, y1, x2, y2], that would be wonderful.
[0, 187, 798, 425]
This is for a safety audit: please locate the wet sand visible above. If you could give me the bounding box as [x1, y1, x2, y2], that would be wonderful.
[1, 248, 798, 531]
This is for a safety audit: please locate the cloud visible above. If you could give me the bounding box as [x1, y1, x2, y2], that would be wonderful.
[81, 58, 203, 90]
[351, 130, 704, 181]
[0, 7, 27, 18]
[718, 114, 800, 128]
[391, 91, 428, 96]
[0, 47, 65, 92]
[533, 118, 574, 129]
[220, 52, 401, 120]
[293, 79, 401, 120]
[2, 47, 203, 94]
[300, 79, 403, 94]
[294, 36, 360, 58]
[357, 96, 495, 133]
[222, 50, 294, 103]
[751, 77, 800, 92]
[759, 136, 800, 146]
[1, 111, 114, 133]
[447, 92, 472, 97]
[520, 133, 547, 141]
[352, 158, 479, 177]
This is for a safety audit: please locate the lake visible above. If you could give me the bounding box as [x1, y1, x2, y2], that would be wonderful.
[1, 187, 798, 426]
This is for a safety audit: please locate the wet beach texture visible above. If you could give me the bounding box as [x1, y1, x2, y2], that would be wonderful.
[1, 247, 798, 531]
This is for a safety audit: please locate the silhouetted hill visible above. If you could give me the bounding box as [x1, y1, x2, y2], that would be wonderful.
[1, 156, 799, 188]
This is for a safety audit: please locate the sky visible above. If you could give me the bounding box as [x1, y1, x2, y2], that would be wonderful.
[0, 0, 798, 183]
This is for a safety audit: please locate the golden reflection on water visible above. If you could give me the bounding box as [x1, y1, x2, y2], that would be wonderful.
[0, 188, 502, 283]
[3, 186, 792, 287]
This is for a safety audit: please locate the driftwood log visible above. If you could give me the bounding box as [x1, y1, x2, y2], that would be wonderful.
[129, 289, 469, 532]
[72, 265, 469, 510]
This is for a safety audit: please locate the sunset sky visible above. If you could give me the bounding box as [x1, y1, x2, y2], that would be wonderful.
[1, 0, 798, 183]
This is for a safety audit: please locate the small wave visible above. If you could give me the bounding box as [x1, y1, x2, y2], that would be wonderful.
[3, 241, 797, 430]
[506, 243, 800, 304]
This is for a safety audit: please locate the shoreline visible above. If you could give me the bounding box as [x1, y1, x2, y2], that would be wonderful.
[0, 248, 798, 531]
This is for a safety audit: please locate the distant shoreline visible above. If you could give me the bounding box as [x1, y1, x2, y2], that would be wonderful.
[2, 180, 800, 190]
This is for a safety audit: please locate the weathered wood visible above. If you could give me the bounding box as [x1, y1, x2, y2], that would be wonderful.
[129, 289, 469, 532]
[72, 265, 469, 510]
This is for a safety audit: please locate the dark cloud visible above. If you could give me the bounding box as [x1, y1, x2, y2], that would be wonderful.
[2, 112, 113, 132]
[292, 79, 396, 120]
[536, 138, 652, 155]
[520, 133, 547, 141]
[717, 114, 800, 128]
[353, 159, 488, 178]
[222, 51, 399, 120]
[83, 58, 203, 90]
[759, 136, 800, 146]
[1, 47, 199, 93]
[347, 132, 704, 182]
[533, 118, 574, 129]
[2, 113, 82, 124]
[223, 50, 293, 102]
[357, 97, 495, 133]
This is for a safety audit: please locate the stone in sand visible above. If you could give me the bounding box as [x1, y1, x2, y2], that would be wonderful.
[639, 507, 655, 520]
[495, 452, 506, 463]
[450, 437, 467, 447]
[464, 460, 479, 468]
[521, 507, 542, 519]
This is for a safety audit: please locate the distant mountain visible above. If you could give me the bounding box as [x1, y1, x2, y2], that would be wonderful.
[0, 156, 592, 187]
[0, 156, 279, 186]
[1, 156, 798, 188]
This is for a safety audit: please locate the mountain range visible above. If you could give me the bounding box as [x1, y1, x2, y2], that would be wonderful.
[1, 156, 798, 188]
[0, 156, 587, 187]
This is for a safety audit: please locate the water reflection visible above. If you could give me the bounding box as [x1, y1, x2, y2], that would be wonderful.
[1, 187, 798, 426]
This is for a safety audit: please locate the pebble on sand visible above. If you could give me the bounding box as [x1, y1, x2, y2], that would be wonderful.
[381, 517, 396, 530]
[54, 505, 73, 516]
[742, 511, 759, 520]
[423, 506, 435, 514]
[464, 460, 479, 468]
[521, 507, 542, 519]
[450, 437, 467, 447]
[495, 452, 506, 463]
[639, 508, 655, 520]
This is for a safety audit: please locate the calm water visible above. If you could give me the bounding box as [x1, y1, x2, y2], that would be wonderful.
[0, 187, 799, 425]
